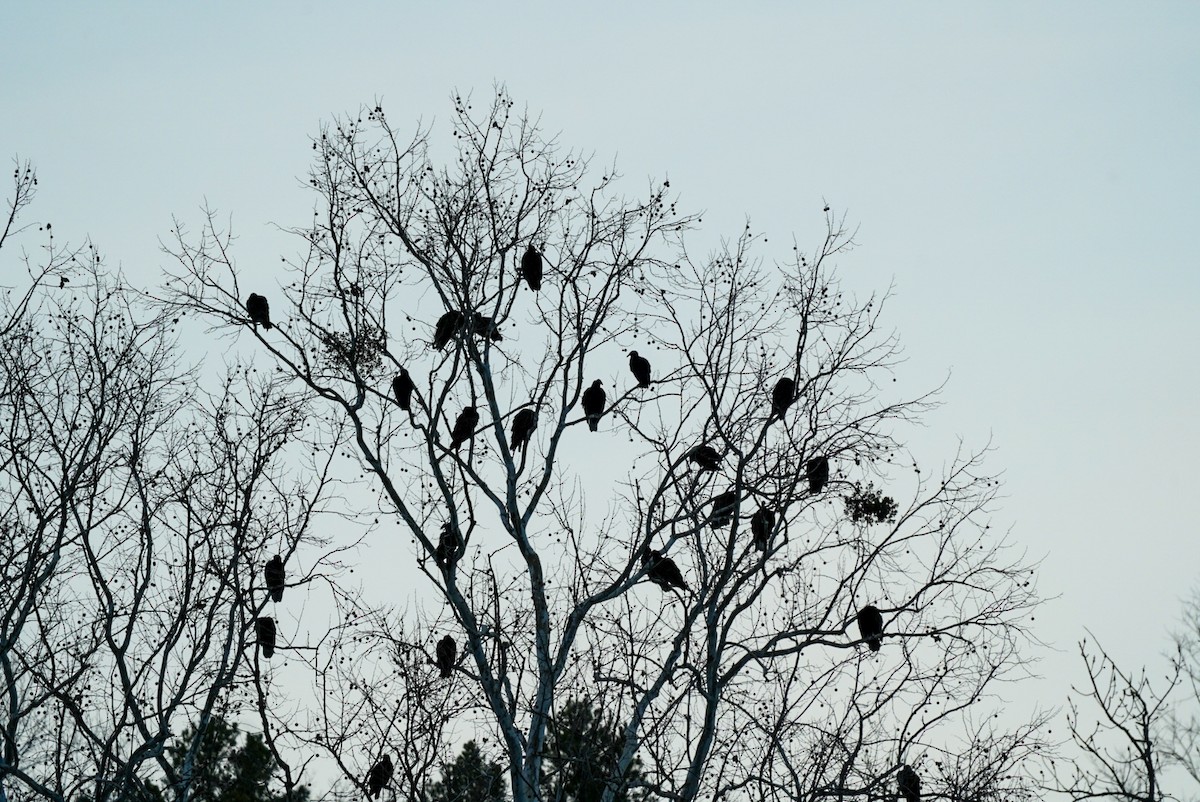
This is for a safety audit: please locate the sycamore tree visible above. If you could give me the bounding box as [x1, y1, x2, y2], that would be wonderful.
[157, 88, 1042, 802]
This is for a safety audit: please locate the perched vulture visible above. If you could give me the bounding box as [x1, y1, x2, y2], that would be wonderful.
[255, 617, 276, 659]
[857, 605, 884, 652]
[687, 445, 722, 472]
[471, 312, 503, 342]
[642, 547, 688, 592]
[581, 380, 606, 432]
[628, 351, 652, 389]
[450, 406, 480, 450]
[392, 369, 414, 410]
[432, 311, 465, 350]
[751, 507, 776, 551]
[521, 244, 543, 291]
[806, 456, 830, 494]
[245, 293, 273, 330]
[771, 377, 796, 417]
[436, 634, 456, 679]
[435, 521, 460, 566]
[897, 765, 921, 802]
[708, 490, 738, 529]
[510, 407, 538, 454]
[367, 754, 394, 800]
[264, 555, 285, 603]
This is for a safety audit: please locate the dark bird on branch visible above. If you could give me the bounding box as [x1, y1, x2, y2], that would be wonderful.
[432, 310, 465, 350]
[450, 406, 479, 450]
[264, 555, 285, 603]
[857, 605, 884, 652]
[521, 244, 543, 291]
[642, 547, 688, 591]
[255, 617, 276, 659]
[246, 293, 273, 330]
[581, 380, 605, 432]
[392, 369, 414, 410]
[687, 445, 722, 472]
[435, 521, 460, 566]
[436, 634, 456, 678]
[629, 351, 652, 388]
[472, 312, 503, 342]
[897, 765, 921, 802]
[751, 508, 776, 551]
[806, 456, 830, 494]
[771, 377, 796, 417]
[367, 754, 393, 800]
[510, 407, 537, 454]
[708, 490, 738, 529]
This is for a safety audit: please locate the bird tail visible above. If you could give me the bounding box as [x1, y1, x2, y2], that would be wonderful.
[262, 320, 273, 330]
[441, 666, 452, 679]
[869, 638, 881, 652]
[587, 416, 598, 432]
[271, 588, 283, 603]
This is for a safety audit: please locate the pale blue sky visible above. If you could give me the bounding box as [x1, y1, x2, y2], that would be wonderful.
[3, 2, 1198, 710]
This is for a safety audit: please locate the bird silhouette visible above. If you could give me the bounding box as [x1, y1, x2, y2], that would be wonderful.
[432, 311, 465, 350]
[435, 521, 460, 566]
[897, 765, 921, 802]
[629, 351, 652, 388]
[751, 508, 776, 551]
[392, 369, 414, 410]
[264, 556, 285, 603]
[857, 605, 884, 652]
[687, 445, 722, 472]
[450, 407, 479, 450]
[246, 293, 273, 330]
[806, 456, 830, 494]
[771, 377, 796, 417]
[521, 244, 543, 291]
[642, 547, 688, 591]
[367, 754, 393, 800]
[581, 380, 606, 432]
[471, 312, 503, 342]
[708, 490, 738, 529]
[255, 617, 276, 659]
[510, 407, 538, 454]
[436, 634, 456, 678]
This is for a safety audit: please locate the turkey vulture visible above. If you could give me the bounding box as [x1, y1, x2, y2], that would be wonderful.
[642, 547, 688, 591]
[771, 377, 796, 417]
[432, 311, 465, 350]
[510, 407, 537, 454]
[450, 406, 479, 450]
[857, 605, 884, 652]
[581, 380, 606, 432]
[687, 445, 722, 472]
[897, 765, 921, 802]
[629, 351, 652, 388]
[751, 507, 776, 551]
[708, 490, 738, 529]
[521, 244, 543, 291]
[255, 617, 276, 659]
[392, 369, 414, 410]
[806, 456, 830, 494]
[367, 754, 393, 800]
[246, 293, 273, 330]
[472, 312, 503, 342]
[435, 521, 460, 566]
[436, 634, 456, 678]
[264, 555, 285, 603]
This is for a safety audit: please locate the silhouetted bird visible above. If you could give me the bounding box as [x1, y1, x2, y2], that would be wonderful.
[857, 605, 884, 652]
[642, 547, 688, 591]
[629, 351, 652, 388]
[581, 380, 606, 432]
[246, 293, 273, 330]
[435, 521, 460, 566]
[432, 310, 465, 350]
[897, 765, 921, 802]
[709, 490, 738, 529]
[510, 407, 537, 454]
[472, 312, 503, 342]
[751, 507, 776, 551]
[392, 369, 414, 410]
[687, 445, 722, 472]
[521, 244, 543, 291]
[436, 634, 456, 678]
[806, 456, 830, 494]
[450, 406, 479, 450]
[771, 377, 796, 417]
[367, 754, 393, 800]
[264, 555, 285, 603]
[255, 617, 276, 659]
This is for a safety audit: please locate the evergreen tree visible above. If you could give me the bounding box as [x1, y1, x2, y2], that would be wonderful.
[429, 741, 506, 802]
[543, 700, 643, 802]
